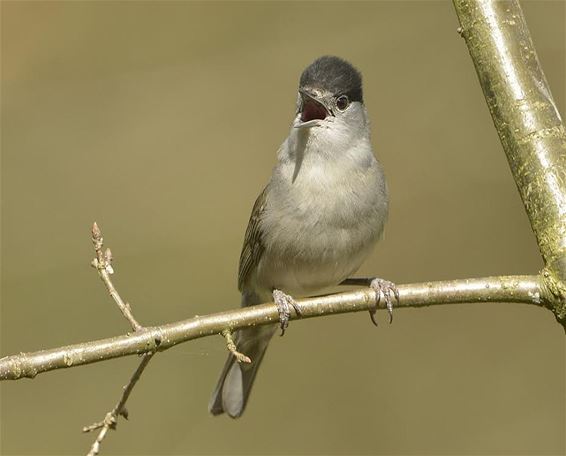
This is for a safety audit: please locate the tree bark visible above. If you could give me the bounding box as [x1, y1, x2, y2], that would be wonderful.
[453, 0, 566, 327]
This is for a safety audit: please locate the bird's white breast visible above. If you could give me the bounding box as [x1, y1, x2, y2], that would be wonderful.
[253, 134, 388, 296]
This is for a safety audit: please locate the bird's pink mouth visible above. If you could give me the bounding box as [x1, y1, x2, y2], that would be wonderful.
[301, 99, 328, 122]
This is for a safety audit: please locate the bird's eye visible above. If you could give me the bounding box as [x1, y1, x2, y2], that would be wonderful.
[336, 95, 349, 111]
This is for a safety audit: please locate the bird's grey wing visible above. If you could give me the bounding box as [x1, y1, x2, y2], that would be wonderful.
[238, 187, 268, 292]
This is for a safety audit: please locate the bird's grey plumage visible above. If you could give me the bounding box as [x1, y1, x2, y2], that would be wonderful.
[209, 55, 389, 418]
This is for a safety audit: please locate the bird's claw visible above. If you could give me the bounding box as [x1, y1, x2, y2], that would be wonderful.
[272, 289, 302, 336]
[368, 278, 399, 326]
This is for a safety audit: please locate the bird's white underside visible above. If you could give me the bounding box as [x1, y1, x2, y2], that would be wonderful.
[250, 102, 388, 298]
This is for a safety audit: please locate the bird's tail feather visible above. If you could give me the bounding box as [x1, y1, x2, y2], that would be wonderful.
[208, 324, 276, 418]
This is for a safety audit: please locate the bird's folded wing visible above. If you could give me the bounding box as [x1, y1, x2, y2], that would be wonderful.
[238, 186, 268, 292]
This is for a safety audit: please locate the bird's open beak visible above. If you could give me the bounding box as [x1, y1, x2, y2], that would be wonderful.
[294, 89, 331, 129]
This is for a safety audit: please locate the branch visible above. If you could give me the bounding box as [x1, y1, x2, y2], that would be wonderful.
[83, 353, 154, 456]
[453, 0, 566, 327]
[0, 274, 548, 381]
[91, 222, 142, 332]
[222, 329, 251, 364]
[83, 223, 153, 455]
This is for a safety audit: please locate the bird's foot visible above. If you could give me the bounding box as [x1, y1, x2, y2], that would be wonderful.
[272, 289, 302, 336]
[368, 278, 399, 326]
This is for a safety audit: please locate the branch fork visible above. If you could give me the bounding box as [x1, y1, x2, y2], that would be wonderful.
[83, 223, 152, 456]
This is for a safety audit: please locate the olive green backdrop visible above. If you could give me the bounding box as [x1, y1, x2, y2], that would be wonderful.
[1, 1, 564, 455]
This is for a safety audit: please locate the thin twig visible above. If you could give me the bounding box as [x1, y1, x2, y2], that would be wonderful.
[84, 223, 154, 455]
[91, 222, 142, 332]
[83, 353, 154, 456]
[222, 329, 251, 364]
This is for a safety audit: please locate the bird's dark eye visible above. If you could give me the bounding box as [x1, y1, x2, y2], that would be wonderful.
[336, 95, 349, 111]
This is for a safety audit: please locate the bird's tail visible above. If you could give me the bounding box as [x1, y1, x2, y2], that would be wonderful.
[208, 323, 277, 418]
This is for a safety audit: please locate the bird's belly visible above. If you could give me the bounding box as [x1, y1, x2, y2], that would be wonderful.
[255, 216, 380, 296]
[252, 152, 387, 296]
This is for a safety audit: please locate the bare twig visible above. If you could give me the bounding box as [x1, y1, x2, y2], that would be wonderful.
[83, 353, 154, 456]
[84, 224, 155, 455]
[91, 222, 142, 332]
[0, 274, 549, 381]
[222, 329, 251, 364]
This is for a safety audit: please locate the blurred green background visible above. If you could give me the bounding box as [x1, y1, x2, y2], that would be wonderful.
[1, 1, 564, 455]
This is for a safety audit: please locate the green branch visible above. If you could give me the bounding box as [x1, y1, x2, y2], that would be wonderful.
[453, 0, 566, 327]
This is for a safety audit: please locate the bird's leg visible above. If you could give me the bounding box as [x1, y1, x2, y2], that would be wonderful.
[369, 278, 399, 325]
[272, 289, 302, 336]
[340, 277, 399, 325]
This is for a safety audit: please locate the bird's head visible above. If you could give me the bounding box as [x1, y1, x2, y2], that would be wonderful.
[294, 56, 368, 143]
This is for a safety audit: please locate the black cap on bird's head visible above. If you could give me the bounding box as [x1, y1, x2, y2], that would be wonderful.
[296, 56, 364, 127]
[300, 56, 363, 103]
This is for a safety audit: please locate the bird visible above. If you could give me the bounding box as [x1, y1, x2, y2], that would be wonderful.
[209, 55, 395, 418]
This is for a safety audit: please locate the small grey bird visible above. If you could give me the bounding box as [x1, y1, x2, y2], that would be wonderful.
[209, 56, 395, 418]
